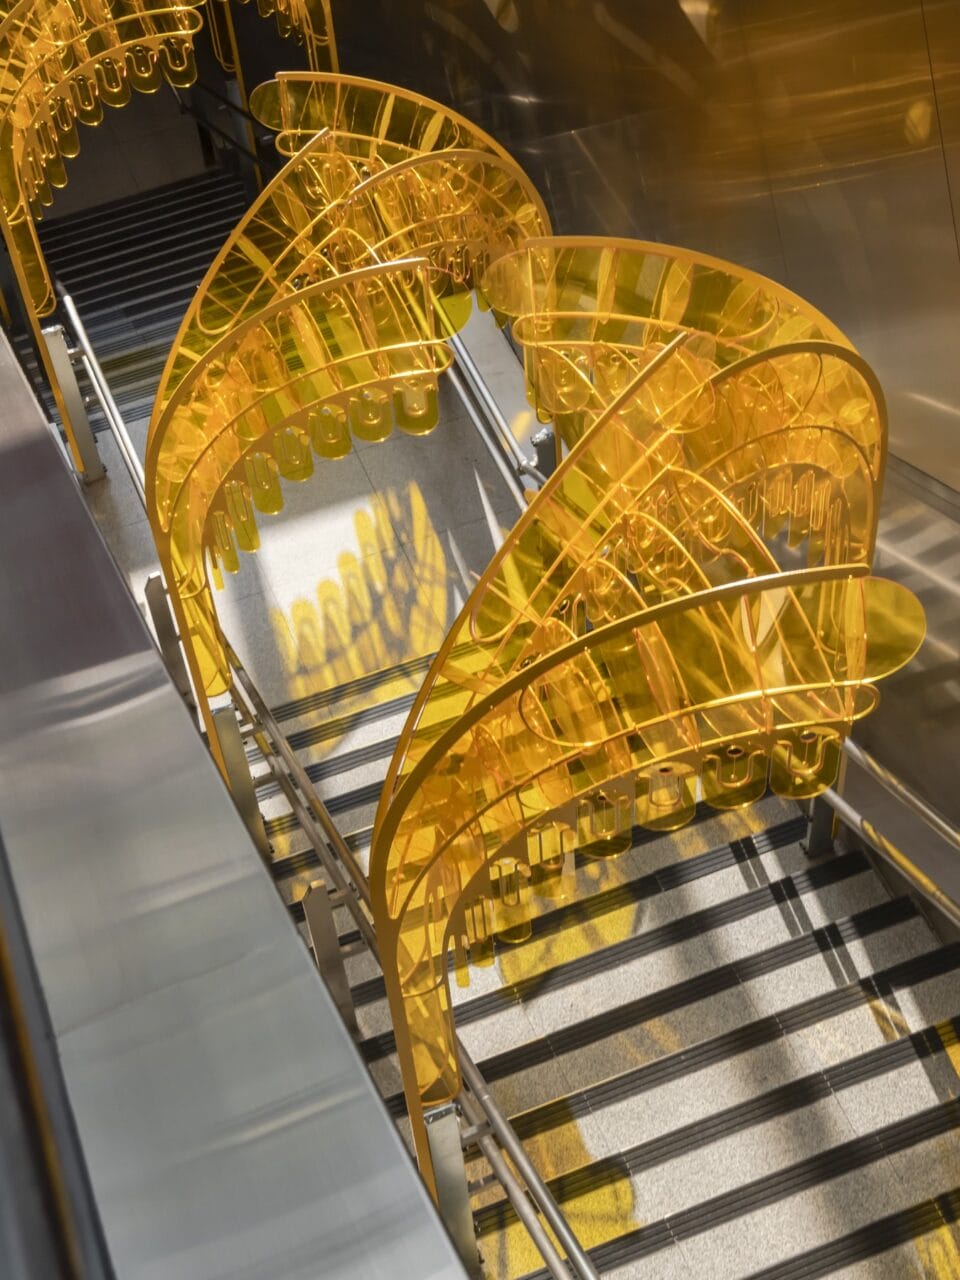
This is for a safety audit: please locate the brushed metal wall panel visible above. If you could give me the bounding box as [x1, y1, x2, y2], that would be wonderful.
[0, 334, 466, 1280]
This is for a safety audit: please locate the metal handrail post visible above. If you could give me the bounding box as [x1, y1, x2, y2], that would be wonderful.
[58, 290, 146, 507]
[459, 1047, 601, 1280]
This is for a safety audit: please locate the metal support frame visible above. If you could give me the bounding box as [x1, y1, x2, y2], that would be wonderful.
[804, 794, 838, 857]
[302, 879, 358, 1036]
[423, 1103, 482, 1279]
[210, 706, 271, 861]
[39, 324, 103, 482]
[804, 748, 848, 857]
[143, 574, 196, 709]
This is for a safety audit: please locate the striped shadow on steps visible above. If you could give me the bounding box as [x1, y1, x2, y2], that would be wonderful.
[743, 1186, 960, 1279]
[379, 899, 931, 1119]
[476, 1014, 960, 1235]
[518, 1101, 960, 1279]
[359, 850, 873, 1063]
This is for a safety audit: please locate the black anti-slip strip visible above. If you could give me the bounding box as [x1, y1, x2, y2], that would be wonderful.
[380, 914, 951, 1123]
[743, 1185, 960, 1279]
[518, 1099, 960, 1279]
[347, 816, 806, 1007]
[506, 945, 960, 1140]
[359, 849, 870, 1063]
[476, 1014, 960, 1234]
[255, 734, 400, 801]
[271, 656, 438, 722]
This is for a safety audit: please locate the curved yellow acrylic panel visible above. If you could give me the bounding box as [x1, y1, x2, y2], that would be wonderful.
[0, 0, 204, 317]
[145, 72, 550, 713]
[368, 239, 926, 1161]
[142, 68, 923, 1192]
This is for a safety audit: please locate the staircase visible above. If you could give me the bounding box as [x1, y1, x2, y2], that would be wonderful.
[27, 164, 960, 1280]
[246, 646, 960, 1280]
[18, 169, 249, 437]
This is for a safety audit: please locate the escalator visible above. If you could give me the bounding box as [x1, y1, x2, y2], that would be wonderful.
[27, 164, 960, 1280]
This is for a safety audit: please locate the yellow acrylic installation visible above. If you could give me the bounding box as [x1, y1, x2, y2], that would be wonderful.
[145, 71, 550, 768]
[0, 0, 204, 319]
[142, 72, 925, 1191]
[229, 0, 337, 71]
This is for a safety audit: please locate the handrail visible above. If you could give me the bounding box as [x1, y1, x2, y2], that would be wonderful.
[188, 78, 265, 128]
[821, 788, 960, 931]
[446, 330, 548, 487]
[841, 738, 960, 855]
[225, 636, 599, 1280]
[57, 287, 146, 508]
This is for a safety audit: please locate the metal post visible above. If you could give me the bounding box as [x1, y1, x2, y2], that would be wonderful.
[302, 879, 358, 1036]
[143, 574, 196, 709]
[804, 794, 837, 857]
[531, 426, 558, 478]
[39, 325, 104, 482]
[423, 1103, 482, 1279]
[804, 750, 847, 857]
[210, 706, 271, 860]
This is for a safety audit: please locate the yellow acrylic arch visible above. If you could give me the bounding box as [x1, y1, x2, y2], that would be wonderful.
[144, 72, 551, 760]
[142, 67, 923, 1195]
[368, 244, 925, 1179]
[0, 0, 204, 318]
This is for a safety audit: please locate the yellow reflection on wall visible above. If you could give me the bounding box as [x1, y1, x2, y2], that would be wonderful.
[145, 72, 550, 770]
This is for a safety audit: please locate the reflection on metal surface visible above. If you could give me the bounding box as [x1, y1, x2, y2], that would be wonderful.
[0, 329, 468, 1280]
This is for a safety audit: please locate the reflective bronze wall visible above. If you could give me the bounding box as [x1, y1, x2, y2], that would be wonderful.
[335, 0, 960, 489]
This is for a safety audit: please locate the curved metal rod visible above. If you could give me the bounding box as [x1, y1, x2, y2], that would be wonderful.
[226, 637, 599, 1280]
[842, 738, 960, 854]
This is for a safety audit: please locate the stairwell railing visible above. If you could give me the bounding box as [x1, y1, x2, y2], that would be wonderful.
[225, 639, 601, 1280]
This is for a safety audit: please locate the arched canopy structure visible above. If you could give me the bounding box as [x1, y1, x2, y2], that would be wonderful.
[368, 237, 926, 1172]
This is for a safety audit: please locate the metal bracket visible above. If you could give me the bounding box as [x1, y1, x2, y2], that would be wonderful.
[143, 574, 196, 710]
[40, 324, 104, 482]
[302, 878, 358, 1036]
[424, 1103, 482, 1278]
[804, 794, 837, 857]
[210, 705, 271, 861]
